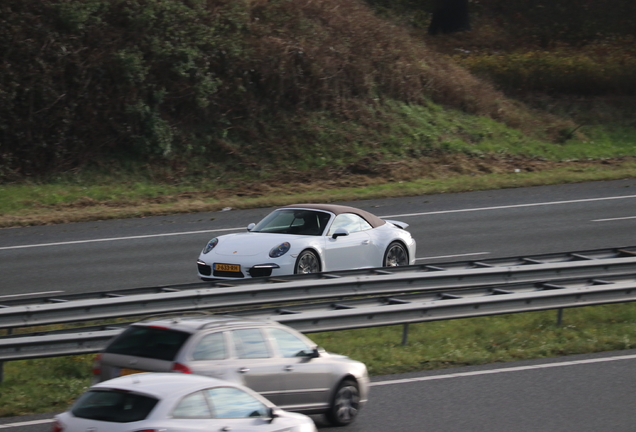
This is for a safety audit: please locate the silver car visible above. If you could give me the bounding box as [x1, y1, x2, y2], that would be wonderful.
[93, 315, 369, 426]
[54, 372, 316, 432]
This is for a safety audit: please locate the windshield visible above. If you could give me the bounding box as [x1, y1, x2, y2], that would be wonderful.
[72, 389, 158, 422]
[252, 209, 331, 236]
[105, 325, 190, 361]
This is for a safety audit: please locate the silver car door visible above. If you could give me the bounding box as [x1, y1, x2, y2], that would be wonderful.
[187, 331, 234, 381]
[267, 327, 332, 411]
[229, 328, 286, 406]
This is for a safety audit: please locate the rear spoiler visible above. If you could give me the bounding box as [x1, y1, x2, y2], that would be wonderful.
[384, 219, 409, 230]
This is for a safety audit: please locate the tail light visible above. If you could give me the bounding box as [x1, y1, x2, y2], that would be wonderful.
[91, 353, 102, 376]
[51, 419, 64, 432]
[172, 362, 192, 374]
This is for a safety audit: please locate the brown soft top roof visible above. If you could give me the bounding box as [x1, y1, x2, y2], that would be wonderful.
[281, 203, 386, 228]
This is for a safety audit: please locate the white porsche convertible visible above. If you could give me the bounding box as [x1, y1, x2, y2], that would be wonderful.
[197, 203, 416, 280]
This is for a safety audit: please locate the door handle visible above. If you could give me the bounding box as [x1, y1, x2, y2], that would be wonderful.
[362, 240, 370, 244]
[285, 365, 294, 372]
[221, 427, 231, 431]
[238, 367, 250, 373]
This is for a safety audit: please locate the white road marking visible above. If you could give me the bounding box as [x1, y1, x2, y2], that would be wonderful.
[593, 216, 636, 222]
[370, 353, 636, 387]
[380, 194, 636, 218]
[3, 194, 636, 250]
[0, 227, 245, 250]
[0, 419, 54, 429]
[414, 252, 490, 261]
[0, 291, 64, 299]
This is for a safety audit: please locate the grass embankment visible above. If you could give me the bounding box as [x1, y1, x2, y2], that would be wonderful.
[2, 156, 636, 228]
[3, 304, 636, 417]
[2, 97, 636, 227]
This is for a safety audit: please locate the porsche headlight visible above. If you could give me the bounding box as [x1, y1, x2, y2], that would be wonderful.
[202, 238, 218, 254]
[269, 242, 290, 258]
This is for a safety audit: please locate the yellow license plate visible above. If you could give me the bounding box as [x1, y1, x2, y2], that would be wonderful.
[119, 368, 145, 377]
[215, 263, 241, 272]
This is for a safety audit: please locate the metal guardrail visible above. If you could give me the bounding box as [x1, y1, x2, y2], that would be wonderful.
[5, 255, 636, 330]
[276, 279, 636, 332]
[4, 246, 636, 309]
[2, 247, 636, 362]
[3, 275, 636, 361]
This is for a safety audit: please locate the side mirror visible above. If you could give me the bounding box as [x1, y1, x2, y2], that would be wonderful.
[297, 347, 320, 359]
[247, 223, 255, 231]
[332, 228, 349, 239]
[267, 407, 281, 423]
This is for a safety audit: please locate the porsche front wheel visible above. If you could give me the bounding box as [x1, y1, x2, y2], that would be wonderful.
[295, 250, 321, 274]
[383, 241, 408, 267]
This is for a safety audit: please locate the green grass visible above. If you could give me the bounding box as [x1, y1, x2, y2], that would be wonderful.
[1, 96, 636, 228]
[312, 304, 636, 376]
[3, 303, 636, 417]
[2, 161, 636, 229]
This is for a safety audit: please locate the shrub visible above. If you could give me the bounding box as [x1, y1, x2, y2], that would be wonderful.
[1, 0, 530, 182]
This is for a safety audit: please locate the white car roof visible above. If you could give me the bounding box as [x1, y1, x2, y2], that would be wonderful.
[91, 372, 231, 398]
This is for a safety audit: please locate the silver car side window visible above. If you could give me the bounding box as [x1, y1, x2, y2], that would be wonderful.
[192, 332, 226, 361]
[172, 391, 212, 418]
[269, 328, 311, 357]
[232, 329, 270, 359]
[327, 213, 372, 235]
[206, 387, 268, 418]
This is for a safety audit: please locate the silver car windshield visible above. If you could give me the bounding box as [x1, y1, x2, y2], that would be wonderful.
[252, 209, 331, 236]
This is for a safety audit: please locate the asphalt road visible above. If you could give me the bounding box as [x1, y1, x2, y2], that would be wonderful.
[2, 178, 636, 431]
[1, 178, 636, 297]
[4, 349, 636, 432]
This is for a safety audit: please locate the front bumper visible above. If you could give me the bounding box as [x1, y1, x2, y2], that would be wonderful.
[197, 260, 284, 280]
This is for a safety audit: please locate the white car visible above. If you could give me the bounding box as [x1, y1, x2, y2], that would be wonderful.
[197, 203, 416, 280]
[52, 373, 317, 432]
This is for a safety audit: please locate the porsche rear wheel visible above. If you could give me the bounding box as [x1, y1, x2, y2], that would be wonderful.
[295, 250, 321, 274]
[383, 241, 408, 267]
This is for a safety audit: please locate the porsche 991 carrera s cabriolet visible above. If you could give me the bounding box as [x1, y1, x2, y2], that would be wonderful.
[197, 203, 416, 280]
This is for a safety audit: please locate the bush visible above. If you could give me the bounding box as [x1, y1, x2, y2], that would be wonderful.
[0, 0, 525, 182]
[0, 0, 248, 179]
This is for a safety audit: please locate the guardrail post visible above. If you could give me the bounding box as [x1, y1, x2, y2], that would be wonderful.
[0, 328, 9, 383]
[556, 308, 564, 326]
[402, 323, 409, 345]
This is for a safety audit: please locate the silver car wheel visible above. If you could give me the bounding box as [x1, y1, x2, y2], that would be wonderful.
[295, 250, 320, 274]
[383, 241, 408, 267]
[327, 379, 360, 426]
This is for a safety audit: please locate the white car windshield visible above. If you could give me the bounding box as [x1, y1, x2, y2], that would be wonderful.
[252, 209, 331, 236]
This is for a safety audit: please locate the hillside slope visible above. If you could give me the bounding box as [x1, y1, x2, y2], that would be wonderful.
[1, 0, 569, 183]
